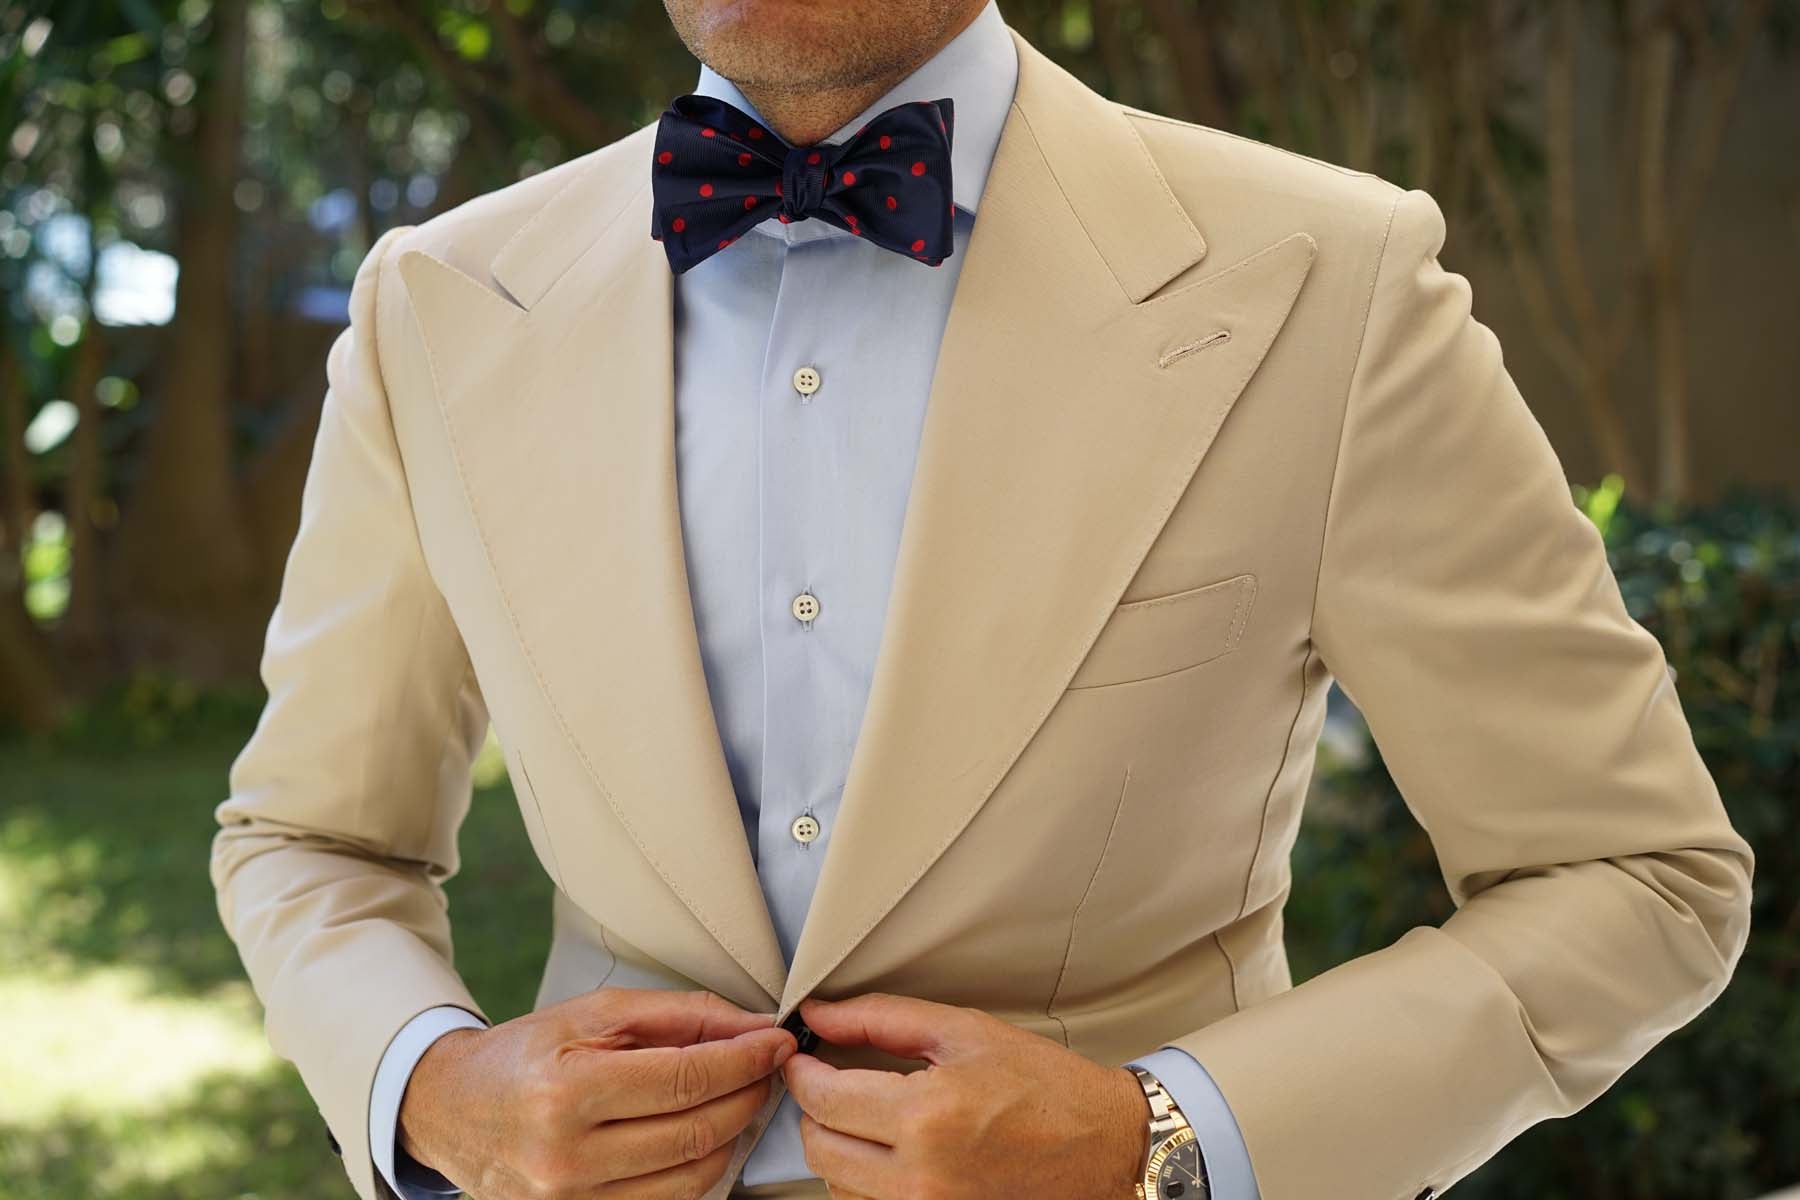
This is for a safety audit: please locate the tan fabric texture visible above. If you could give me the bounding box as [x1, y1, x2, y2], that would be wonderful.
[210, 24, 1754, 1200]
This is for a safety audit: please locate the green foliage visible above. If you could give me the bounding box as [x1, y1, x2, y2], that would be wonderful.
[14, 665, 269, 754]
[1288, 484, 1799, 1198]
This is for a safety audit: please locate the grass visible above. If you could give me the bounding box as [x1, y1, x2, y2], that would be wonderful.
[0, 718, 554, 1200]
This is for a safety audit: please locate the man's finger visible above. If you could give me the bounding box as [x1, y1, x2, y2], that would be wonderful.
[797, 992, 973, 1063]
[780, 1052, 911, 1145]
[573, 986, 780, 1047]
[576, 1026, 797, 1121]
[591, 1136, 738, 1200]
[798, 1110, 901, 1199]
[585, 1072, 773, 1179]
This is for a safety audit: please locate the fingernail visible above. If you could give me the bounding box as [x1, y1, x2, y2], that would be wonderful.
[774, 1039, 796, 1065]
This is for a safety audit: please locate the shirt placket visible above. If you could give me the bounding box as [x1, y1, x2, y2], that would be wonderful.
[757, 236, 846, 965]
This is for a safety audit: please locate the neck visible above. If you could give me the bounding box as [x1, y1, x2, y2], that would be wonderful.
[735, 76, 906, 148]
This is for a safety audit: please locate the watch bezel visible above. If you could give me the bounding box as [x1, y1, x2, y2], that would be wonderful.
[1144, 1124, 1204, 1195]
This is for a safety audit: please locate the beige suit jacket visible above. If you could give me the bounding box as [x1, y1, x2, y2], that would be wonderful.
[211, 25, 1755, 1200]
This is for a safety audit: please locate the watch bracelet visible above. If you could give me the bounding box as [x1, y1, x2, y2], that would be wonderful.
[1127, 1065, 1202, 1196]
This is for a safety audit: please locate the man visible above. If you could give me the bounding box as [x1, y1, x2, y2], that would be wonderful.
[209, 0, 1756, 1197]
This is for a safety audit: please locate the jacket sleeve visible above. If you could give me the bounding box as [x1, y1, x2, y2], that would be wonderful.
[1160, 187, 1755, 1200]
[209, 223, 493, 1200]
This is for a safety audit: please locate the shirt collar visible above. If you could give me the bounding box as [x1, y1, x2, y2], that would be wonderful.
[688, 0, 1018, 243]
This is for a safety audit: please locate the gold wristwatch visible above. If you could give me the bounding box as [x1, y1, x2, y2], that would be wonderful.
[1127, 1064, 1209, 1199]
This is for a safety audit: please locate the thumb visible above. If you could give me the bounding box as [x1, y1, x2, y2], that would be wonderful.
[574, 986, 779, 1048]
[796, 993, 973, 1064]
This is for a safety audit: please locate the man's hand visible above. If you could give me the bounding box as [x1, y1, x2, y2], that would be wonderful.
[781, 993, 1149, 1200]
[399, 986, 797, 1199]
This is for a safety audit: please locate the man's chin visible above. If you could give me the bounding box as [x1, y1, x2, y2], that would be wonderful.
[690, 0, 875, 72]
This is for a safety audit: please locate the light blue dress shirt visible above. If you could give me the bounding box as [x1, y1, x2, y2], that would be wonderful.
[369, 4, 1259, 1197]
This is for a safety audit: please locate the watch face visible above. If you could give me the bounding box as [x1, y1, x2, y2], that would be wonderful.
[1147, 1128, 1206, 1198]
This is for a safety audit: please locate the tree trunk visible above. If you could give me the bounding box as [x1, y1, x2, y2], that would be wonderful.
[0, 337, 32, 558]
[0, 595, 65, 735]
[1638, 24, 1689, 506]
[0, 340, 63, 733]
[60, 315, 110, 663]
[107, 0, 261, 678]
[1140, 0, 1233, 128]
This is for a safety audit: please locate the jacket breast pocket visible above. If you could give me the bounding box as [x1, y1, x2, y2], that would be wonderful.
[1066, 572, 1257, 690]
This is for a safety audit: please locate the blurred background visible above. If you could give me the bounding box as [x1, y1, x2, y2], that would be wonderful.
[0, 1, 1795, 1197]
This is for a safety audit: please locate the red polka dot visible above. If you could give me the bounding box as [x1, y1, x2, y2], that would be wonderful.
[856, 124, 868, 136]
[657, 150, 673, 164]
[778, 213, 792, 223]
[701, 127, 716, 138]
[806, 150, 821, 165]
[885, 195, 897, 210]
[879, 135, 892, 149]
[747, 127, 764, 139]
[911, 161, 926, 176]
[775, 181, 783, 196]
[841, 170, 856, 185]
[738, 152, 752, 166]
[672, 217, 686, 232]
[698, 182, 713, 197]
[719, 237, 733, 249]
[744, 195, 757, 209]
[911, 238, 925, 252]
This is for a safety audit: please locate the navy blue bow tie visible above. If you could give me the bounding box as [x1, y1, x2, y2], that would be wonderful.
[650, 92, 955, 274]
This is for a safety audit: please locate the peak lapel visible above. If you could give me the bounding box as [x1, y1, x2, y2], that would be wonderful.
[395, 141, 789, 1006]
[774, 30, 1317, 1018]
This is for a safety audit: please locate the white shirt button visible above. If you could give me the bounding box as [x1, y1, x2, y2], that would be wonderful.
[791, 592, 820, 624]
[791, 814, 821, 844]
[792, 366, 821, 398]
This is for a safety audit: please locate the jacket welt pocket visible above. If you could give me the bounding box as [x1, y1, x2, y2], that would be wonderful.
[1067, 573, 1257, 690]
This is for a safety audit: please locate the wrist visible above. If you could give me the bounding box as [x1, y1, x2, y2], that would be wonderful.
[398, 1025, 484, 1171]
[1111, 1066, 1154, 1197]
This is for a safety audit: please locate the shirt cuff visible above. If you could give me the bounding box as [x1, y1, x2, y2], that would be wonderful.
[370, 1005, 490, 1198]
[1125, 1045, 1262, 1200]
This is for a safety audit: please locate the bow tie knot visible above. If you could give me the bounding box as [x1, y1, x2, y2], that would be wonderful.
[780, 144, 831, 220]
[650, 92, 956, 274]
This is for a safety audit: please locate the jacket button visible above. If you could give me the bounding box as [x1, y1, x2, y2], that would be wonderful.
[780, 1009, 820, 1055]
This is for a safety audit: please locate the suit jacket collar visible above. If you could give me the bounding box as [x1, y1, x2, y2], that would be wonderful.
[397, 26, 1314, 1016]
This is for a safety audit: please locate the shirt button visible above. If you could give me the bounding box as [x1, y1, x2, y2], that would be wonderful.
[791, 592, 820, 624]
[791, 814, 821, 844]
[792, 365, 821, 398]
